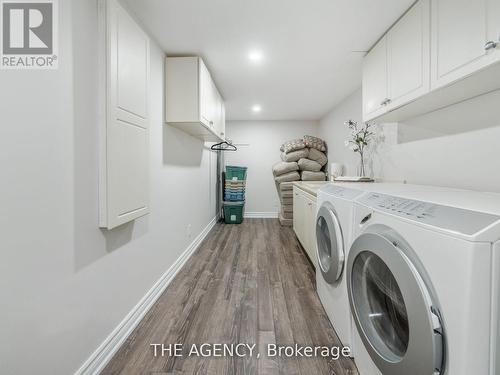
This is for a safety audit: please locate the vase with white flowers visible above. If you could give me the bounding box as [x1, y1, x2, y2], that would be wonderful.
[344, 120, 374, 177]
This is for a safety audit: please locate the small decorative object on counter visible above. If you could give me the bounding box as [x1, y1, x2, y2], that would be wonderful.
[344, 120, 374, 177]
[329, 163, 344, 181]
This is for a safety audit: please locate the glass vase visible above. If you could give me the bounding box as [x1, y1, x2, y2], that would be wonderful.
[358, 153, 366, 177]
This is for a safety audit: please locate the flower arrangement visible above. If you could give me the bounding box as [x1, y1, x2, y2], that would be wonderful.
[344, 120, 374, 177]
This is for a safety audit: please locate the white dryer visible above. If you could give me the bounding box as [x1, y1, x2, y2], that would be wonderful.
[348, 190, 500, 375]
[314, 182, 447, 356]
[316, 184, 365, 355]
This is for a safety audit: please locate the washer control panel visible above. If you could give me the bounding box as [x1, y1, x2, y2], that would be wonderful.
[357, 192, 500, 236]
[322, 184, 364, 200]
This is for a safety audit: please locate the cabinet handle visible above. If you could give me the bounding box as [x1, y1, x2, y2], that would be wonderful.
[381, 98, 391, 106]
[307, 202, 312, 206]
[485, 40, 498, 51]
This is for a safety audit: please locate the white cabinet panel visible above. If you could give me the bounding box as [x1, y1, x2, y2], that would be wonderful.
[430, 0, 497, 89]
[100, 0, 150, 229]
[116, 12, 148, 119]
[387, 0, 430, 109]
[108, 122, 148, 219]
[166, 57, 225, 142]
[362, 36, 388, 121]
[293, 187, 318, 266]
[199, 58, 213, 128]
[363, 0, 500, 123]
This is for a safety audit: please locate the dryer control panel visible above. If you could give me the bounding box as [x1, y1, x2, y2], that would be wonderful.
[322, 184, 364, 200]
[357, 193, 500, 236]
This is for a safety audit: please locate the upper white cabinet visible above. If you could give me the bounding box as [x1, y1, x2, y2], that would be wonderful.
[387, 0, 430, 108]
[362, 36, 389, 119]
[363, 0, 430, 121]
[99, 0, 150, 230]
[362, 0, 500, 123]
[166, 56, 225, 141]
[431, 0, 500, 89]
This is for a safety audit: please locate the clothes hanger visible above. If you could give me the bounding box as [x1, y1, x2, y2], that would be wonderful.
[210, 141, 237, 151]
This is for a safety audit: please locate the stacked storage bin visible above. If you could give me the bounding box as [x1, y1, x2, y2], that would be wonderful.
[223, 166, 247, 224]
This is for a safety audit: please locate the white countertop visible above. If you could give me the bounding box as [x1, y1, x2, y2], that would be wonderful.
[293, 181, 328, 197]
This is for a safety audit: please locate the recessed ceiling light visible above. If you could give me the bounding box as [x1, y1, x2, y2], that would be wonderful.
[252, 105, 262, 113]
[248, 50, 264, 63]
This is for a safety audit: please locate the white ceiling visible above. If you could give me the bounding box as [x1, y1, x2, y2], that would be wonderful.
[123, 0, 414, 121]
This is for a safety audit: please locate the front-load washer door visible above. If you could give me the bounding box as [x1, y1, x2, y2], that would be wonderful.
[316, 201, 345, 284]
[347, 231, 445, 375]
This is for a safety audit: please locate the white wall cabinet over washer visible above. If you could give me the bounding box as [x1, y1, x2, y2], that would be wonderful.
[166, 56, 225, 141]
[363, 0, 430, 122]
[431, 0, 500, 90]
[99, 0, 150, 230]
[362, 0, 500, 123]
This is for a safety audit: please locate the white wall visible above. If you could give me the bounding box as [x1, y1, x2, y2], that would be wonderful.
[0, 1, 217, 374]
[225, 121, 318, 215]
[318, 88, 500, 193]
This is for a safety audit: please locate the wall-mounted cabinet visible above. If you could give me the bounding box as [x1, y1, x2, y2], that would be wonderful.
[166, 57, 225, 141]
[363, 0, 430, 122]
[99, 0, 150, 230]
[431, 0, 500, 89]
[362, 0, 500, 123]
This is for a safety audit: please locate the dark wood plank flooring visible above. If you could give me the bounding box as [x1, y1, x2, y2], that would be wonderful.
[102, 219, 359, 375]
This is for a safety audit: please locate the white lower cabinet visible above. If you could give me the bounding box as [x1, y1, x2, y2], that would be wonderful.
[293, 187, 317, 267]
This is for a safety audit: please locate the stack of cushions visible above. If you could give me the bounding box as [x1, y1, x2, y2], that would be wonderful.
[273, 135, 328, 226]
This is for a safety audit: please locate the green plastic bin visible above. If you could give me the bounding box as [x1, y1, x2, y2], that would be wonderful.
[223, 201, 245, 224]
[225, 166, 247, 181]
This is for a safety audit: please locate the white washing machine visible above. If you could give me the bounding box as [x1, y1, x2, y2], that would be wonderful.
[314, 182, 455, 356]
[316, 184, 366, 356]
[347, 190, 500, 375]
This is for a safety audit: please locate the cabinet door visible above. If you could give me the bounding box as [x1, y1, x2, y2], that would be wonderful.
[293, 189, 305, 244]
[220, 101, 226, 139]
[213, 89, 223, 136]
[309, 201, 318, 267]
[387, 0, 430, 110]
[198, 59, 213, 127]
[431, 0, 498, 89]
[100, 0, 150, 229]
[304, 196, 316, 265]
[362, 36, 388, 121]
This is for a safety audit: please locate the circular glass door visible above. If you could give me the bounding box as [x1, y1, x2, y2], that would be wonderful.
[316, 202, 344, 284]
[347, 231, 444, 375]
[351, 251, 409, 362]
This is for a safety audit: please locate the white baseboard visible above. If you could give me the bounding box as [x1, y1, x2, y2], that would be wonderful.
[75, 216, 218, 375]
[244, 212, 279, 219]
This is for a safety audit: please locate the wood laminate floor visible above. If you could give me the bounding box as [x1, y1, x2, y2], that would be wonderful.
[102, 219, 359, 375]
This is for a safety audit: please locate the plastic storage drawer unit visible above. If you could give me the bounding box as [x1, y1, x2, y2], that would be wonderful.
[225, 166, 247, 181]
[223, 201, 244, 224]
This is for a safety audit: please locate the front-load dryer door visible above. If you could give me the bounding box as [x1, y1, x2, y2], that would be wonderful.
[347, 231, 445, 375]
[316, 201, 345, 284]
